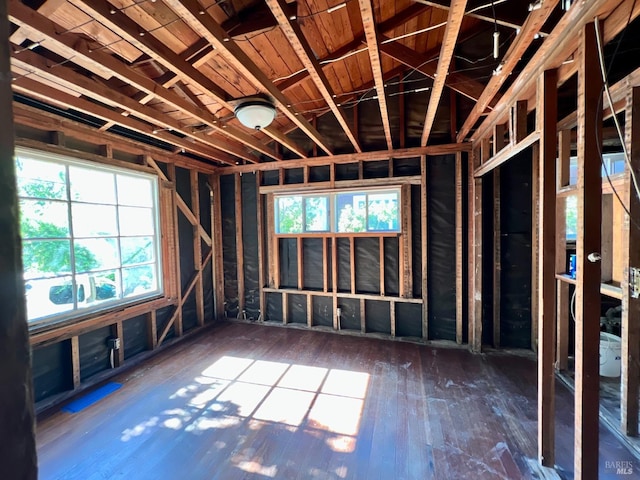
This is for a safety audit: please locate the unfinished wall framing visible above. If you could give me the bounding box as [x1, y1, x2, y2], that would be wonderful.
[216, 147, 469, 344]
[16, 103, 218, 409]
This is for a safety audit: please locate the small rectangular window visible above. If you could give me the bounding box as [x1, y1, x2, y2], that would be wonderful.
[275, 188, 401, 235]
[17, 148, 163, 325]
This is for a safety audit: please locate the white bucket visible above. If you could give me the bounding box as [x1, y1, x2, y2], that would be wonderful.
[599, 332, 622, 377]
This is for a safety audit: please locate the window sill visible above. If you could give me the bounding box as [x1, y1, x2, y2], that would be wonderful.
[29, 295, 177, 347]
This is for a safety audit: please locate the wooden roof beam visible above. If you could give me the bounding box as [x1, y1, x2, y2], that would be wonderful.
[421, 0, 468, 146]
[163, 0, 333, 156]
[379, 34, 491, 104]
[8, 0, 277, 162]
[358, 0, 393, 150]
[12, 77, 238, 165]
[276, 3, 429, 93]
[469, 0, 636, 143]
[456, 0, 559, 142]
[415, 0, 550, 36]
[11, 50, 251, 164]
[265, 0, 361, 152]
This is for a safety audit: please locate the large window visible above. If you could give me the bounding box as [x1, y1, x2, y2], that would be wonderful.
[16, 148, 163, 324]
[275, 188, 400, 234]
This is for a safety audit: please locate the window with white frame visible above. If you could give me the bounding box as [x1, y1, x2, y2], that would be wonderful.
[275, 188, 401, 234]
[16, 148, 163, 325]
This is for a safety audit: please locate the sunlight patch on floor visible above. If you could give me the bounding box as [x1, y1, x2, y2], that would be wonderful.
[252, 387, 316, 426]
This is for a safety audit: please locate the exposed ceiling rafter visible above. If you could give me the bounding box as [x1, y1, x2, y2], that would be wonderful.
[421, 0, 468, 145]
[358, 0, 393, 150]
[162, 0, 334, 156]
[456, 0, 559, 142]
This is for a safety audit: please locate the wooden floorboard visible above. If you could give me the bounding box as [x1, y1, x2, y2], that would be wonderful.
[36, 323, 638, 480]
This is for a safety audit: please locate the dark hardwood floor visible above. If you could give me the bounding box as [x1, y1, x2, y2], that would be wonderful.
[37, 323, 639, 479]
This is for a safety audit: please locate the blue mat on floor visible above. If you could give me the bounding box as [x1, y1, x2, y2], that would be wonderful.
[62, 382, 122, 413]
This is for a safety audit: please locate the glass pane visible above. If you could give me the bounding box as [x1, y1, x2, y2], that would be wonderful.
[75, 271, 121, 311]
[22, 240, 72, 279]
[119, 207, 155, 236]
[20, 199, 69, 239]
[367, 192, 399, 232]
[276, 196, 303, 233]
[74, 238, 119, 273]
[566, 195, 577, 241]
[69, 165, 116, 204]
[305, 196, 329, 232]
[123, 265, 157, 298]
[336, 193, 366, 233]
[120, 236, 155, 266]
[16, 157, 66, 200]
[72, 204, 118, 237]
[117, 175, 153, 207]
[24, 275, 74, 320]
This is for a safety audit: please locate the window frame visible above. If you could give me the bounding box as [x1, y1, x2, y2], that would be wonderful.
[274, 186, 402, 235]
[16, 147, 164, 328]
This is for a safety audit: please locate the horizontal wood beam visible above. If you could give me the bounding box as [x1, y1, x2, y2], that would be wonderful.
[474, 131, 540, 177]
[219, 143, 471, 174]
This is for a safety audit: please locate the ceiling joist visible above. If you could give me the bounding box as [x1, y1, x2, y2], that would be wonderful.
[421, 0, 468, 146]
[265, 0, 361, 152]
[162, 0, 333, 156]
[358, 0, 393, 150]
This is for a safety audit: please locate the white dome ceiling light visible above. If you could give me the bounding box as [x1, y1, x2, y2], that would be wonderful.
[234, 97, 277, 130]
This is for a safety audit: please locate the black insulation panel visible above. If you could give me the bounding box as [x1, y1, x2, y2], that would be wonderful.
[266, 292, 283, 322]
[396, 302, 423, 338]
[309, 165, 330, 182]
[337, 238, 351, 292]
[202, 261, 215, 322]
[123, 314, 147, 360]
[313, 296, 333, 327]
[338, 297, 360, 330]
[220, 174, 238, 318]
[177, 211, 195, 292]
[303, 238, 324, 290]
[79, 326, 111, 382]
[279, 238, 298, 288]
[285, 168, 303, 184]
[393, 157, 421, 176]
[499, 150, 533, 348]
[198, 173, 212, 236]
[355, 237, 380, 294]
[427, 155, 457, 341]
[363, 160, 389, 179]
[365, 300, 391, 334]
[288, 294, 307, 324]
[335, 162, 359, 181]
[175, 167, 192, 210]
[262, 170, 279, 186]
[32, 341, 72, 403]
[156, 305, 175, 344]
[182, 290, 198, 332]
[383, 237, 399, 296]
[242, 173, 260, 319]
[482, 173, 495, 346]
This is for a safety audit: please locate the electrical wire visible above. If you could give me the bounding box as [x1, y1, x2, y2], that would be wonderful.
[594, 17, 640, 204]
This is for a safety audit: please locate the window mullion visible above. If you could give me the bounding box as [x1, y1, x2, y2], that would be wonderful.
[65, 164, 78, 310]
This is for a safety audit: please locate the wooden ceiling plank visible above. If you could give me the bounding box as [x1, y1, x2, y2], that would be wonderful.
[379, 33, 489, 104]
[11, 49, 259, 164]
[456, 0, 559, 142]
[415, 0, 549, 36]
[420, 0, 468, 146]
[467, 0, 634, 143]
[276, 3, 428, 93]
[12, 77, 238, 165]
[67, 0, 232, 107]
[163, 0, 333, 156]
[266, 0, 361, 152]
[358, 0, 393, 150]
[9, 0, 280, 161]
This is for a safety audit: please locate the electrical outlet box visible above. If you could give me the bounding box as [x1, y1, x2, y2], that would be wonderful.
[107, 337, 121, 350]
